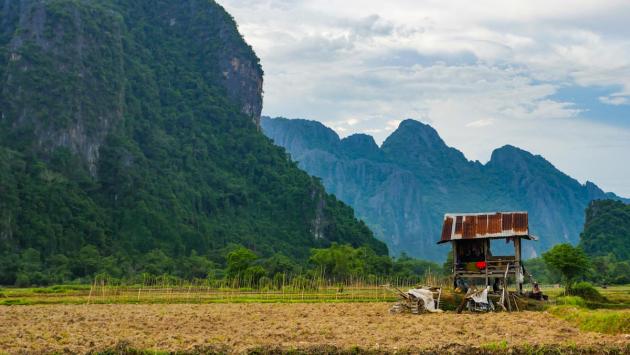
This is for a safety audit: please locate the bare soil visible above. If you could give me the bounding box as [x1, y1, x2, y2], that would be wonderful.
[1, 303, 628, 354]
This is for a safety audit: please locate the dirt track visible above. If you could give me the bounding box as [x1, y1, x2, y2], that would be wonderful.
[1, 303, 628, 353]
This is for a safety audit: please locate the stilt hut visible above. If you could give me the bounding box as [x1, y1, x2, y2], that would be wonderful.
[437, 212, 537, 294]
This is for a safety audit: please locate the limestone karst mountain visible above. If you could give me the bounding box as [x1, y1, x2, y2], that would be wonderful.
[262, 116, 627, 261]
[0, 0, 386, 284]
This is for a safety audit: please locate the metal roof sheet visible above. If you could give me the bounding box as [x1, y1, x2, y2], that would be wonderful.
[438, 212, 534, 244]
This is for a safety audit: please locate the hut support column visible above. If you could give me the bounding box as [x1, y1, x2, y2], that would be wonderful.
[515, 237, 523, 294]
[484, 240, 489, 287]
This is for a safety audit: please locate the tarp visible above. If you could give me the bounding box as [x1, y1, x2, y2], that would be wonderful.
[407, 288, 442, 313]
[470, 286, 491, 304]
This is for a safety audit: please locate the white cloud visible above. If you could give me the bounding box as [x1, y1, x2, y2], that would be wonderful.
[221, 0, 630, 196]
[466, 119, 495, 128]
[599, 95, 630, 105]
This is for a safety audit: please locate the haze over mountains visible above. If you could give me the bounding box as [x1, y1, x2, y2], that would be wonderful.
[262, 117, 628, 261]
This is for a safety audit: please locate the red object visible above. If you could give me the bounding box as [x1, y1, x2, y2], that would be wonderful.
[475, 261, 487, 270]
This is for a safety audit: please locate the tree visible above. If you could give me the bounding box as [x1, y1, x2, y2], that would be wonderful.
[226, 246, 258, 279]
[542, 244, 591, 288]
[140, 249, 173, 276]
[263, 253, 299, 276]
[393, 252, 441, 279]
[74, 245, 101, 277]
[310, 244, 358, 279]
[180, 251, 215, 279]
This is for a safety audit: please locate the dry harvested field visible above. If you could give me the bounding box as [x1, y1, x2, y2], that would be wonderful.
[1, 303, 629, 354]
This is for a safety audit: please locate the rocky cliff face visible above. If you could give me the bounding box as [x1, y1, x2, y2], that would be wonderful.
[0, 0, 263, 175]
[262, 116, 628, 261]
[1, 0, 125, 174]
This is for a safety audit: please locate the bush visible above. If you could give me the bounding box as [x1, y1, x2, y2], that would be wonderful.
[14, 273, 31, 287]
[556, 296, 586, 308]
[566, 282, 607, 303]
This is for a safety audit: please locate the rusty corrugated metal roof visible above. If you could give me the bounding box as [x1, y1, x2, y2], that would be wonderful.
[438, 212, 534, 244]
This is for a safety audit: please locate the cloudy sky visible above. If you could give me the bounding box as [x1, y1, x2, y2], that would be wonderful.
[221, 0, 630, 196]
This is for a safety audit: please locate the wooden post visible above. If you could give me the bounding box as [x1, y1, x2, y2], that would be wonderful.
[451, 241, 458, 289]
[515, 237, 523, 294]
[452, 242, 457, 274]
[484, 239, 489, 287]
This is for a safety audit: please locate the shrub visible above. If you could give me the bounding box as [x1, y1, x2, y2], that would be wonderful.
[14, 273, 31, 287]
[566, 282, 607, 303]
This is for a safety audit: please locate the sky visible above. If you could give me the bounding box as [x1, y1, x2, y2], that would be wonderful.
[221, 0, 630, 197]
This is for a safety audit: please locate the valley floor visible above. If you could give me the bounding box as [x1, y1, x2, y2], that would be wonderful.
[1, 303, 628, 354]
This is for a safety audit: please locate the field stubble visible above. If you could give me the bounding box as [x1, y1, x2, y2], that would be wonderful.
[1, 303, 629, 354]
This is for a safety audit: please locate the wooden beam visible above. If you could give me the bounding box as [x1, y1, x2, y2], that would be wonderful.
[484, 239, 489, 287]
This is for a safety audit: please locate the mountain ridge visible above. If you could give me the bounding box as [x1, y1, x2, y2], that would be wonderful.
[261, 116, 628, 260]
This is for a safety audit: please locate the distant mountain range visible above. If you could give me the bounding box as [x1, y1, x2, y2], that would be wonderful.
[262, 117, 629, 261]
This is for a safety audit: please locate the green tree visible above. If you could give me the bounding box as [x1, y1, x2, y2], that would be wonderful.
[17, 248, 46, 286]
[180, 251, 215, 279]
[74, 245, 101, 277]
[263, 253, 299, 276]
[524, 257, 561, 284]
[140, 249, 173, 276]
[542, 244, 591, 288]
[310, 244, 357, 278]
[226, 246, 258, 279]
[48, 254, 72, 283]
[393, 252, 441, 279]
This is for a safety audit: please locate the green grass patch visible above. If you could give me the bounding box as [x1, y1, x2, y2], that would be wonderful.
[548, 306, 630, 334]
[556, 296, 587, 308]
[30, 284, 91, 294]
[480, 340, 509, 351]
[566, 282, 608, 303]
[0, 298, 34, 306]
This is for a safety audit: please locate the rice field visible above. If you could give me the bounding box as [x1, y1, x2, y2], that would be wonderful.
[1, 282, 628, 353]
[1, 303, 629, 354]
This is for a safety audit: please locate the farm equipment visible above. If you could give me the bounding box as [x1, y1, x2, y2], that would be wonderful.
[389, 286, 443, 314]
[457, 286, 495, 313]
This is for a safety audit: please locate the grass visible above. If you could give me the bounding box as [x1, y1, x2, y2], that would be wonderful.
[545, 285, 630, 334]
[556, 295, 587, 308]
[480, 340, 509, 351]
[548, 305, 630, 334]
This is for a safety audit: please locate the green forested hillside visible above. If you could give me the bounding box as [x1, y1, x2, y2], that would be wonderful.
[0, 0, 386, 285]
[580, 200, 630, 261]
[523, 200, 630, 286]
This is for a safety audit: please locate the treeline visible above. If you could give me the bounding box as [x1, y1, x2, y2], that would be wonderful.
[0, 244, 444, 287]
[525, 200, 630, 286]
[526, 253, 630, 286]
[525, 246, 630, 286]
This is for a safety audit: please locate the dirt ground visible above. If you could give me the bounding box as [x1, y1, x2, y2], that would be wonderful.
[1, 303, 628, 354]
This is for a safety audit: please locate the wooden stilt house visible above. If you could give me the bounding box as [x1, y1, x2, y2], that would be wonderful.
[438, 212, 537, 294]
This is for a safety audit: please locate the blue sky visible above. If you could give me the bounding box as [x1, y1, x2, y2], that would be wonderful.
[222, 0, 630, 196]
